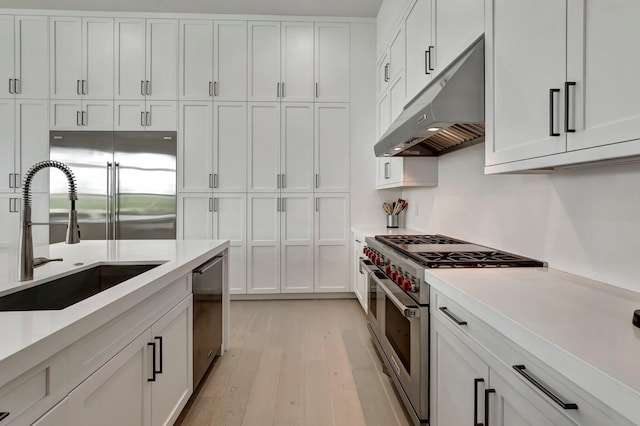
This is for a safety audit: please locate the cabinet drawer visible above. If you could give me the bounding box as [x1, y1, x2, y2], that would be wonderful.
[67, 274, 191, 389]
[0, 351, 67, 425]
[432, 290, 634, 425]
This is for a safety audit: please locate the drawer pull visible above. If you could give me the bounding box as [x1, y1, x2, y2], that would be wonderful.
[474, 378, 484, 425]
[148, 342, 157, 382]
[0, 413, 9, 421]
[513, 365, 578, 410]
[439, 306, 467, 325]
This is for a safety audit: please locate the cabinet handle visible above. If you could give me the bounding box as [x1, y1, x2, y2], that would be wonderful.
[315, 173, 319, 189]
[425, 50, 430, 75]
[141, 80, 146, 96]
[281, 173, 285, 188]
[214, 81, 219, 97]
[8, 78, 13, 94]
[209, 174, 213, 189]
[8, 173, 13, 188]
[277, 82, 280, 98]
[277, 173, 281, 189]
[8, 198, 12, 213]
[315, 82, 319, 98]
[154, 336, 163, 374]
[512, 365, 578, 410]
[213, 173, 218, 188]
[439, 306, 468, 326]
[214, 197, 218, 212]
[209, 81, 213, 97]
[77, 79, 82, 95]
[146, 80, 151, 95]
[83, 79, 87, 95]
[384, 162, 390, 179]
[209, 197, 213, 212]
[0, 412, 9, 422]
[315, 198, 319, 212]
[428, 46, 435, 71]
[549, 88, 561, 136]
[77, 111, 82, 127]
[147, 342, 157, 381]
[141, 111, 145, 127]
[384, 63, 390, 82]
[83, 110, 87, 126]
[281, 81, 285, 98]
[564, 81, 576, 133]
[146, 111, 151, 127]
[277, 197, 281, 212]
[14, 79, 20, 94]
[13, 174, 19, 188]
[474, 378, 484, 426]
[281, 197, 285, 212]
[484, 388, 495, 426]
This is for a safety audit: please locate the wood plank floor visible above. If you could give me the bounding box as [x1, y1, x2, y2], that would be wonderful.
[176, 299, 412, 426]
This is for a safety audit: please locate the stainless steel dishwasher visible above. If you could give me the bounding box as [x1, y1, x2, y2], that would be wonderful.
[192, 253, 225, 387]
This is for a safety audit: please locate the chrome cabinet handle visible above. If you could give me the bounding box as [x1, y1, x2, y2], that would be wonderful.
[315, 197, 319, 212]
[208, 197, 213, 212]
[315, 82, 318, 98]
[277, 82, 280, 98]
[82, 111, 87, 126]
[83, 79, 87, 95]
[147, 342, 157, 381]
[277, 173, 281, 189]
[513, 365, 578, 410]
[146, 111, 150, 127]
[474, 378, 485, 425]
[281, 173, 285, 188]
[564, 81, 576, 133]
[141, 111, 145, 127]
[484, 388, 496, 426]
[8, 173, 13, 188]
[146, 80, 151, 95]
[214, 81, 219, 97]
[281, 197, 285, 212]
[549, 88, 561, 136]
[439, 306, 467, 325]
[276, 197, 281, 212]
[14, 79, 20, 94]
[384, 63, 390, 82]
[384, 162, 390, 179]
[281, 81, 285, 98]
[14, 174, 19, 188]
[8, 78, 13, 94]
[428, 46, 435, 71]
[209, 174, 213, 189]
[209, 81, 213, 97]
[141, 80, 146, 96]
[77, 111, 82, 126]
[8, 198, 13, 212]
[213, 173, 218, 188]
[77, 79, 82, 95]
[315, 173, 319, 189]
[214, 197, 218, 212]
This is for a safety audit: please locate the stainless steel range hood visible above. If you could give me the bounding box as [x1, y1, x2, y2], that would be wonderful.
[374, 36, 485, 157]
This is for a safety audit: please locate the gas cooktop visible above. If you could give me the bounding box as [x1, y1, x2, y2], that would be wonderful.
[374, 234, 545, 268]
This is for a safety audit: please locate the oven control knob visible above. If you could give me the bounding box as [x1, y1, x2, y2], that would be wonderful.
[375, 257, 381, 266]
[396, 275, 404, 286]
[401, 279, 412, 291]
[363, 247, 368, 255]
[385, 265, 392, 274]
[390, 270, 398, 280]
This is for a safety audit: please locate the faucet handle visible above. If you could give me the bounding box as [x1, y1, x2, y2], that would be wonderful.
[33, 257, 63, 268]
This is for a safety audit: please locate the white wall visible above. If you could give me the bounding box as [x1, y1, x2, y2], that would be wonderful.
[402, 144, 640, 293]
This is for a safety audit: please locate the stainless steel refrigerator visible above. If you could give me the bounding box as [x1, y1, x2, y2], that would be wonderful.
[49, 131, 177, 243]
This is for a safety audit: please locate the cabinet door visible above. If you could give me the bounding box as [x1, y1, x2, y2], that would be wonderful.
[566, 0, 640, 151]
[50, 100, 83, 130]
[377, 91, 390, 138]
[247, 194, 281, 294]
[150, 296, 193, 426]
[179, 19, 213, 101]
[214, 20, 247, 101]
[389, 73, 405, 122]
[114, 101, 146, 131]
[16, 100, 49, 193]
[388, 25, 404, 83]
[431, 317, 489, 426]
[32, 397, 70, 426]
[213, 194, 247, 294]
[146, 101, 177, 131]
[14, 16, 49, 99]
[177, 193, 213, 239]
[248, 102, 280, 192]
[146, 19, 178, 101]
[49, 17, 82, 99]
[281, 103, 313, 192]
[114, 19, 146, 100]
[376, 52, 390, 98]
[0, 194, 19, 249]
[84, 100, 114, 131]
[82, 17, 114, 100]
[0, 99, 16, 191]
[0, 16, 14, 99]
[281, 194, 314, 293]
[314, 193, 349, 292]
[405, 0, 433, 101]
[314, 23, 349, 102]
[67, 330, 152, 426]
[178, 102, 213, 192]
[281, 22, 314, 102]
[213, 102, 247, 192]
[314, 103, 350, 192]
[432, 0, 484, 75]
[248, 21, 281, 102]
[353, 237, 367, 312]
[485, 0, 567, 166]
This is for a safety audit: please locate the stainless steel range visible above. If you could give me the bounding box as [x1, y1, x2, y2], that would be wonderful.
[361, 234, 544, 425]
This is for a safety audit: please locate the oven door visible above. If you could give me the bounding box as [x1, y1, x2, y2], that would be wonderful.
[359, 258, 379, 327]
[370, 270, 429, 422]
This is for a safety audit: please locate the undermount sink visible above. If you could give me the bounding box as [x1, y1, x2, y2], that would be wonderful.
[0, 263, 163, 311]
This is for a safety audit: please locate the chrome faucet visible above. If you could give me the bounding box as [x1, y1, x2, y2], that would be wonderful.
[19, 160, 80, 281]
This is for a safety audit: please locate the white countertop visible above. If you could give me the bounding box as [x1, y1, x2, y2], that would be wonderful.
[0, 239, 229, 386]
[351, 225, 423, 237]
[426, 267, 640, 424]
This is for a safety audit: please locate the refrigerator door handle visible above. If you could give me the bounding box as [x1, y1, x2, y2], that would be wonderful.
[114, 162, 120, 240]
[106, 162, 112, 239]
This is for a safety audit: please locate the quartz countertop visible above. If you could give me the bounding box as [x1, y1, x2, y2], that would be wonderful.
[426, 266, 640, 424]
[0, 239, 229, 386]
[351, 225, 423, 238]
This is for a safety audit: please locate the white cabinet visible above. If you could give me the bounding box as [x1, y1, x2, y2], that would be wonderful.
[115, 18, 177, 101]
[375, 157, 438, 189]
[214, 102, 247, 192]
[314, 193, 349, 292]
[179, 20, 247, 101]
[248, 102, 281, 191]
[0, 100, 49, 193]
[49, 17, 114, 100]
[280, 193, 314, 293]
[0, 192, 49, 249]
[376, 26, 404, 99]
[50, 100, 113, 131]
[66, 296, 192, 426]
[248, 21, 315, 102]
[314, 103, 350, 192]
[115, 100, 176, 131]
[32, 397, 70, 426]
[178, 102, 213, 192]
[404, 0, 433, 102]
[0, 15, 49, 99]
[281, 103, 314, 192]
[314, 23, 350, 102]
[247, 193, 281, 293]
[352, 232, 367, 312]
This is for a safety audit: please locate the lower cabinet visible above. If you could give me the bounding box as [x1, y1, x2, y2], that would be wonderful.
[32, 397, 70, 426]
[314, 193, 350, 292]
[66, 295, 192, 426]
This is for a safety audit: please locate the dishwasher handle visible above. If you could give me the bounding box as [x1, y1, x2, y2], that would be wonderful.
[193, 255, 225, 275]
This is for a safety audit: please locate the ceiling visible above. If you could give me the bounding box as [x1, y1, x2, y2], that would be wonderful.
[3, 0, 383, 18]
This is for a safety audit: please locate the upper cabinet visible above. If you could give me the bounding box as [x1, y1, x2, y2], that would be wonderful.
[114, 18, 177, 101]
[404, 0, 432, 101]
[178, 20, 247, 101]
[50, 17, 114, 100]
[0, 15, 49, 99]
[485, 0, 640, 172]
[248, 21, 282, 101]
[314, 23, 350, 102]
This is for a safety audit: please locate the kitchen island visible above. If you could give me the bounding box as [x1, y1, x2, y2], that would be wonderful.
[0, 239, 229, 425]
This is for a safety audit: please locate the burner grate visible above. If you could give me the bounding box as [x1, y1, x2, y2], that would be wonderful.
[415, 251, 544, 268]
[376, 234, 467, 245]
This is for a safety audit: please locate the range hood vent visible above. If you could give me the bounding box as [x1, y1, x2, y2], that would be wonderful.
[374, 36, 485, 157]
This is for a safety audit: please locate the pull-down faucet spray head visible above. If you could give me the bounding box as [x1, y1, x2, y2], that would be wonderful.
[19, 160, 80, 281]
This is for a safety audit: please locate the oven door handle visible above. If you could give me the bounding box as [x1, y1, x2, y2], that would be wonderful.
[371, 272, 421, 318]
[359, 257, 376, 275]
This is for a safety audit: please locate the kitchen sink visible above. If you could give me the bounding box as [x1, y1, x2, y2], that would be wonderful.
[0, 263, 163, 311]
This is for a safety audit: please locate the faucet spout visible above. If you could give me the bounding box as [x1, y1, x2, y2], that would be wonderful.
[19, 160, 80, 281]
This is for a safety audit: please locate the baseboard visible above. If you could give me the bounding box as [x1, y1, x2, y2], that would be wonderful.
[230, 292, 356, 301]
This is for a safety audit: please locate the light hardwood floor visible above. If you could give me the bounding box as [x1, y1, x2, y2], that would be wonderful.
[176, 299, 412, 426]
